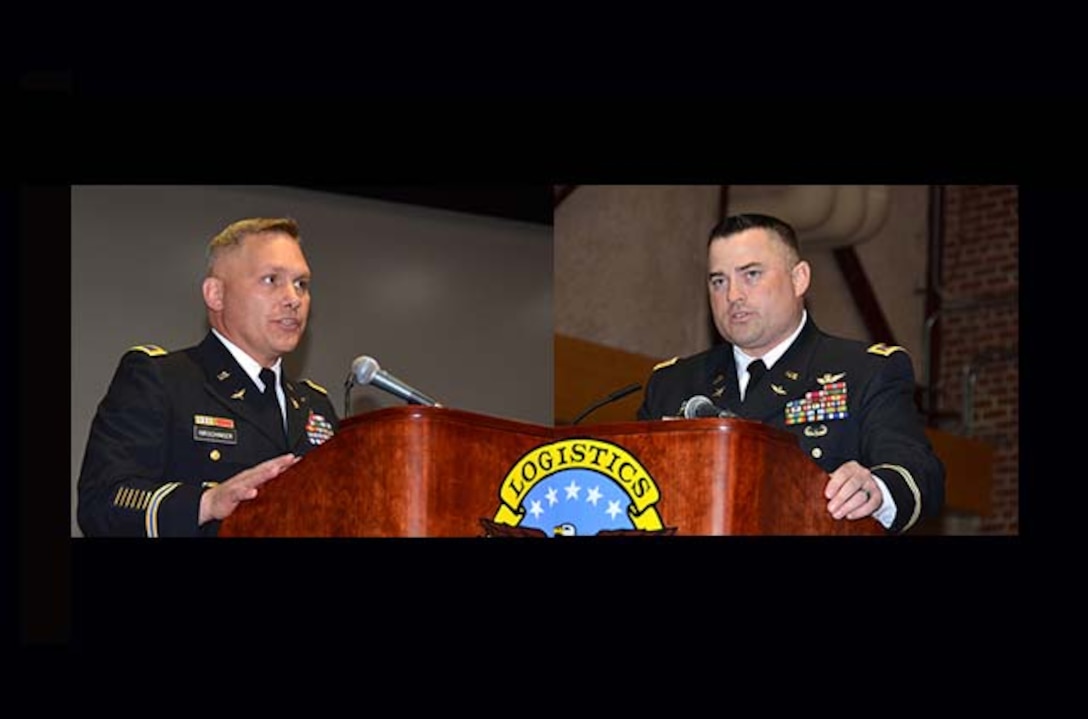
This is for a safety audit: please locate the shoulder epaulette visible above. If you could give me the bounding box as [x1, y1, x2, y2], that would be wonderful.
[128, 344, 168, 357]
[867, 343, 907, 357]
[301, 378, 328, 395]
[652, 356, 679, 371]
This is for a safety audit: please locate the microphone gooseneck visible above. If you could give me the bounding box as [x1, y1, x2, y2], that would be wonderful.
[571, 383, 642, 425]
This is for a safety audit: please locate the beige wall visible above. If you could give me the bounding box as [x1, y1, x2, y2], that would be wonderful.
[554, 185, 721, 360]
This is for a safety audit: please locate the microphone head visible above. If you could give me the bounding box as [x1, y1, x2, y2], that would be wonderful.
[350, 355, 380, 385]
[681, 395, 721, 419]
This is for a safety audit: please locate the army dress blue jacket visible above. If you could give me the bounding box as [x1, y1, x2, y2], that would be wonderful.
[637, 317, 945, 533]
[78, 332, 339, 537]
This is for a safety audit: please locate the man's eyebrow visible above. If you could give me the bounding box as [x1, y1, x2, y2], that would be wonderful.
[259, 264, 310, 277]
[709, 261, 762, 277]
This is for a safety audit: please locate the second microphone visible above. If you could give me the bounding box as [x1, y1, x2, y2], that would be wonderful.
[349, 355, 441, 407]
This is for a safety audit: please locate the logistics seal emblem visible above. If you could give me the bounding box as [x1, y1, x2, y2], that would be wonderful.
[482, 438, 676, 537]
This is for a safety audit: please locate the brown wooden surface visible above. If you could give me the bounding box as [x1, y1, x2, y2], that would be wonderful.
[555, 419, 883, 536]
[925, 428, 994, 516]
[220, 406, 883, 537]
[220, 407, 554, 537]
[555, 333, 661, 425]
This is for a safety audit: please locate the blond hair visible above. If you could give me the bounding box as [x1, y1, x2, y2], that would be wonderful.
[205, 217, 301, 275]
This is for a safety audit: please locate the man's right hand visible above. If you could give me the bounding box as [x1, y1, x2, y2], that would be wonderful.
[198, 454, 300, 525]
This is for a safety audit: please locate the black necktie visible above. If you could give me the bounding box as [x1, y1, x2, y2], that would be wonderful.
[258, 368, 287, 445]
[745, 359, 767, 400]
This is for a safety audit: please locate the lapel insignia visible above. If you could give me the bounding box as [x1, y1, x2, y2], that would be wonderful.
[785, 371, 799, 381]
[771, 383, 786, 395]
[712, 387, 725, 398]
[804, 424, 829, 437]
[290, 397, 300, 410]
[231, 388, 246, 400]
[712, 374, 725, 385]
[217, 370, 231, 381]
[817, 372, 846, 386]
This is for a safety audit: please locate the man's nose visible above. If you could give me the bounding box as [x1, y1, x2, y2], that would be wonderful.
[283, 285, 302, 307]
[726, 277, 744, 303]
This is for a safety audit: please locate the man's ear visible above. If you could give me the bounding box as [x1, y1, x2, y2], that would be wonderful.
[791, 260, 811, 297]
[202, 276, 224, 311]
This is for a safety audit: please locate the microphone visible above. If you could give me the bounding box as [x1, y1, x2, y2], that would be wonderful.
[348, 355, 440, 407]
[570, 383, 642, 425]
[679, 395, 737, 419]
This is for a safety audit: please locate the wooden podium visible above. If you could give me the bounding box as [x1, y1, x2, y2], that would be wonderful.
[219, 406, 884, 537]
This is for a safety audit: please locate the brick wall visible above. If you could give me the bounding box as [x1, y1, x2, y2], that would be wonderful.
[937, 186, 1019, 534]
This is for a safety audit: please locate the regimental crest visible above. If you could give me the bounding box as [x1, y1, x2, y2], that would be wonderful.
[482, 438, 676, 537]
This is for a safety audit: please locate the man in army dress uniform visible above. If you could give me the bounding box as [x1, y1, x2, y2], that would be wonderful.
[638, 213, 944, 533]
[78, 217, 339, 537]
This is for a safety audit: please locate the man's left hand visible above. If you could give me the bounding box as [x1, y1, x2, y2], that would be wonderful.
[825, 460, 881, 520]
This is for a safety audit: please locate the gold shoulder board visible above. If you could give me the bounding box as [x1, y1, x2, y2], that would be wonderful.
[301, 379, 329, 395]
[867, 343, 907, 357]
[128, 344, 168, 357]
[652, 357, 679, 371]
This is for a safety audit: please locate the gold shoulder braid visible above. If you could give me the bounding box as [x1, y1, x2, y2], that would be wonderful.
[301, 378, 329, 395]
[867, 343, 907, 357]
[652, 357, 679, 371]
[128, 344, 168, 357]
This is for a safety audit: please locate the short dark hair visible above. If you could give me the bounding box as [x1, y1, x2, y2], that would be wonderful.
[707, 213, 801, 260]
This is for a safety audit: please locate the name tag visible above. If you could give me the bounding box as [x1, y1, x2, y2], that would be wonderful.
[194, 426, 238, 444]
